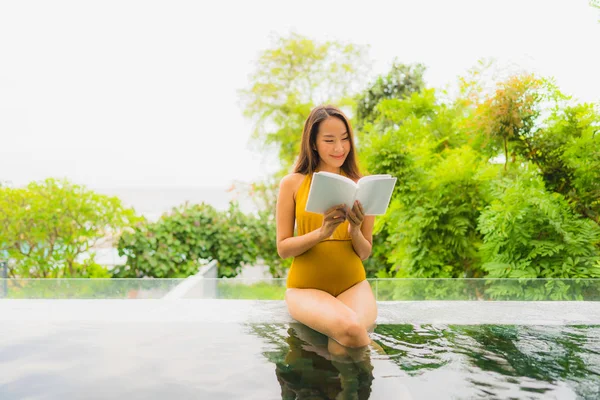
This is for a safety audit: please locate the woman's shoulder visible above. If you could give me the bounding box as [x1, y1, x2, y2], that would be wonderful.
[279, 173, 307, 199]
[280, 172, 306, 185]
[280, 172, 306, 189]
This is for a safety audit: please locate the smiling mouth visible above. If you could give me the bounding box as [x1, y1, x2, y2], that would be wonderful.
[331, 154, 345, 159]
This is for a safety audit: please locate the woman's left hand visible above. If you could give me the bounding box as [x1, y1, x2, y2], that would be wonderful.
[347, 200, 364, 234]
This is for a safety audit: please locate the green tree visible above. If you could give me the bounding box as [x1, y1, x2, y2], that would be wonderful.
[469, 74, 548, 170]
[360, 89, 493, 278]
[239, 32, 371, 174]
[355, 61, 426, 129]
[462, 69, 599, 223]
[0, 178, 138, 278]
[513, 103, 600, 223]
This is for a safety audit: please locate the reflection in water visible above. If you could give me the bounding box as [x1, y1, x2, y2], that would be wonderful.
[276, 324, 375, 400]
[251, 323, 600, 399]
[256, 323, 375, 399]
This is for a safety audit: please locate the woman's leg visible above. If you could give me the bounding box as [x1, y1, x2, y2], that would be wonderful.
[336, 280, 378, 331]
[285, 288, 371, 348]
[329, 280, 378, 361]
[330, 281, 378, 398]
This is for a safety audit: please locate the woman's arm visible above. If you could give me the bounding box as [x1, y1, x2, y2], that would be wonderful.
[276, 175, 323, 259]
[350, 223, 373, 260]
[276, 174, 346, 259]
[348, 202, 374, 261]
[278, 229, 326, 259]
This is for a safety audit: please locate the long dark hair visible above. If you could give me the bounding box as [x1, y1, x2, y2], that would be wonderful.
[293, 105, 362, 180]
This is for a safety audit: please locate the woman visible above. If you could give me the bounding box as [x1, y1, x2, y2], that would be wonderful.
[276, 104, 377, 354]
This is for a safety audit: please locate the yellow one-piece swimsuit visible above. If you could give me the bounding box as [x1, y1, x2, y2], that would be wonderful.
[286, 170, 366, 297]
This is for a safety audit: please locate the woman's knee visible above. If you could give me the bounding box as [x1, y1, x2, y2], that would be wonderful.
[335, 316, 370, 348]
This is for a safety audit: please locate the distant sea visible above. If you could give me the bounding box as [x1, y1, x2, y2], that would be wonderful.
[93, 186, 259, 222]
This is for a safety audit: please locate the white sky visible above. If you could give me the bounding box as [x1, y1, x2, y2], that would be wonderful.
[1, 0, 599, 189]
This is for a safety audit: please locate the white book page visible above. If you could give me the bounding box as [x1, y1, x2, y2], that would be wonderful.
[305, 172, 357, 214]
[317, 171, 357, 186]
[355, 177, 397, 215]
[357, 174, 391, 184]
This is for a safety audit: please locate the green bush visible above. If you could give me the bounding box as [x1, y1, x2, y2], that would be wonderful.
[478, 168, 600, 279]
[114, 202, 263, 278]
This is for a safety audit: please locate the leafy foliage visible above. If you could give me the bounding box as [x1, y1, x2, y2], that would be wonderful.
[114, 202, 266, 278]
[467, 74, 550, 170]
[360, 89, 493, 278]
[355, 61, 426, 129]
[229, 178, 292, 278]
[478, 169, 600, 279]
[0, 178, 137, 278]
[516, 103, 600, 223]
[359, 67, 600, 284]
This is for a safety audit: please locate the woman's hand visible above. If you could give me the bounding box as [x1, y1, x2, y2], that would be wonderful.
[347, 200, 365, 235]
[319, 204, 347, 240]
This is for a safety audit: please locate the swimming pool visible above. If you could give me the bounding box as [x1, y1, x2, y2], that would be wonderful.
[1, 279, 600, 399]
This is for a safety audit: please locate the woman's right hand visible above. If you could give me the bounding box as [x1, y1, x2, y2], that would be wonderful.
[319, 204, 347, 240]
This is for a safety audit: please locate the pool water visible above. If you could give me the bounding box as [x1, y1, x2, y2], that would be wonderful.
[1, 321, 599, 399]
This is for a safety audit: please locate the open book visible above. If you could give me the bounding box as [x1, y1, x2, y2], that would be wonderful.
[305, 171, 397, 216]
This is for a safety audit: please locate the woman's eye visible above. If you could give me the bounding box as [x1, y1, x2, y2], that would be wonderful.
[343, 137, 349, 140]
[325, 140, 333, 143]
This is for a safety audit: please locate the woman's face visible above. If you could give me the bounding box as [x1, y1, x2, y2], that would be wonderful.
[314, 117, 351, 170]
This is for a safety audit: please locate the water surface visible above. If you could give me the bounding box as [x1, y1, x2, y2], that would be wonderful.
[1, 322, 599, 399]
